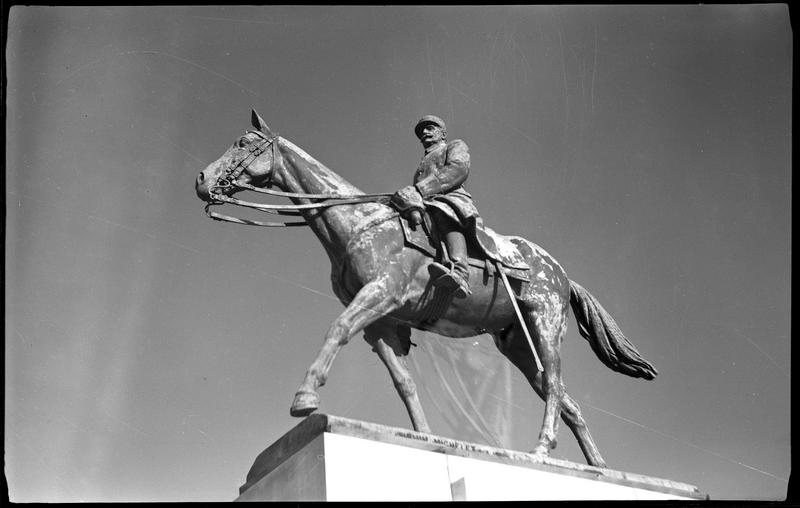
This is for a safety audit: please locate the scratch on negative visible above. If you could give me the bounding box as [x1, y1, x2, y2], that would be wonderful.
[584, 402, 788, 483]
[555, 17, 569, 125]
[127, 50, 265, 100]
[156, 129, 206, 164]
[591, 25, 597, 114]
[446, 82, 541, 149]
[189, 15, 291, 26]
[425, 35, 436, 97]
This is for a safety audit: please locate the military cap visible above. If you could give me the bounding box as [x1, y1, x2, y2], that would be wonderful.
[414, 115, 447, 138]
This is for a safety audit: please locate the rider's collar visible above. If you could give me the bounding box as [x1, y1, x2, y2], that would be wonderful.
[424, 140, 446, 154]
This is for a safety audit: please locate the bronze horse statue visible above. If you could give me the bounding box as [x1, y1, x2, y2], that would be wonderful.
[195, 111, 658, 468]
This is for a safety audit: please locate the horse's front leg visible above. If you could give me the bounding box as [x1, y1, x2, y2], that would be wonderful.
[364, 321, 431, 433]
[290, 277, 402, 417]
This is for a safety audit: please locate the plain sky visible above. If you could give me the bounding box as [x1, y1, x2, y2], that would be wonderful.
[5, 5, 791, 502]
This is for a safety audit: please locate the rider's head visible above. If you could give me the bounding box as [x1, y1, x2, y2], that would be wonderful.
[414, 115, 447, 147]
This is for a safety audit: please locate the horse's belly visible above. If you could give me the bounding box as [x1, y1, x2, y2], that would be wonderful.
[423, 276, 518, 337]
[423, 318, 483, 338]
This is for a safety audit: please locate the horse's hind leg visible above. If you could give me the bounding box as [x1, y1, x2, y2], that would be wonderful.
[492, 300, 564, 456]
[493, 325, 606, 467]
[528, 301, 566, 457]
[559, 388, 606, 467]
[364, 321, 431, 433]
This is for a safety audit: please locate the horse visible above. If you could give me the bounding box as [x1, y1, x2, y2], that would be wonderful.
[195, 110, 658, 468]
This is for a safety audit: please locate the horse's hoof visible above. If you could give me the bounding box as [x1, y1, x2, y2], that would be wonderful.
[530, 443, 551, 459]
[290, 390, 320, 417]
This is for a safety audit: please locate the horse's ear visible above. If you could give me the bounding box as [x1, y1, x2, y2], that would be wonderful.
[251, 109, 274, 135]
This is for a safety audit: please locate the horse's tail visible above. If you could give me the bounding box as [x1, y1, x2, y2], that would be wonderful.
[569, 280, 658, 380]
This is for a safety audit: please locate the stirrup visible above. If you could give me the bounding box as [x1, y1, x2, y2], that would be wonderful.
[428, 262, 471, 298]
[428, 261, 452, 280]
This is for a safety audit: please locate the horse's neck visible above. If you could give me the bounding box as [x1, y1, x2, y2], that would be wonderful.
[278, 138, 387, 257]
[280, 138, 364, 197]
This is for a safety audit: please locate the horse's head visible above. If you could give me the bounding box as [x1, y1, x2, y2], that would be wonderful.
[195, 110, 281, 202]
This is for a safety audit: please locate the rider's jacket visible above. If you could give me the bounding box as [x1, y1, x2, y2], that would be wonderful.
[413, 139, 479, 226]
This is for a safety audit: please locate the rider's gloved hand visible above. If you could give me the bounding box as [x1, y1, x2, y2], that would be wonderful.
[408, 210, 423, 227]
[390, 185, 425, 226]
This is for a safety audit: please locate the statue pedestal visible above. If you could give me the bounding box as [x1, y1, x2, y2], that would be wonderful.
[235, 414, 707, 502]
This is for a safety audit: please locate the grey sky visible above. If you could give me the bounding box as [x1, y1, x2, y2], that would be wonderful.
[5, 5, 790, 501]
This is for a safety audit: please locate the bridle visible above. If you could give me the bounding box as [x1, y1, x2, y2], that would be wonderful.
[204, 130, 394, 227]
[210, 129, 280, 196]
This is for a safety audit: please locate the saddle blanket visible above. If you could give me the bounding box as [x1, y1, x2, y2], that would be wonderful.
[400, 216, 531, 282]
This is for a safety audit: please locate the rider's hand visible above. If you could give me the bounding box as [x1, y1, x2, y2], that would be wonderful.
[390, 185, 424, 213]
[408, 209, 423, 228]
[390, 185, 425, 228]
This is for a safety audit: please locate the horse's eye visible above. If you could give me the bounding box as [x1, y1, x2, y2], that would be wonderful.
[237, 137, 248, 148]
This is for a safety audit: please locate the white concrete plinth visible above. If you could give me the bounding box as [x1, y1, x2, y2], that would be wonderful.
[235, 414, 707, 502]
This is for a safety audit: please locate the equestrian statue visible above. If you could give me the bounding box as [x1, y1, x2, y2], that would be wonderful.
[195, 110, 658, 468]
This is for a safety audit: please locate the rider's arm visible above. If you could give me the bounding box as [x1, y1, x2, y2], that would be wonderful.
[414, 140, 470, 197]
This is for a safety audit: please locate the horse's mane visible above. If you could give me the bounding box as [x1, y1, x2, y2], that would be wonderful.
[280, 137, 365, 196]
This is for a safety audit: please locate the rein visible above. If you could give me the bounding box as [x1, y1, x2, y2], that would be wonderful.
[205, 130, 394, 227]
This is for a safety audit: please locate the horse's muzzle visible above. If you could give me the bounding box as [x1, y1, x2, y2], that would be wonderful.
[196, 172, 213, 201]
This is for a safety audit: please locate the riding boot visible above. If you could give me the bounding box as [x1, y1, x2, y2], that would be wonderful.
[429, 229, 472, 298]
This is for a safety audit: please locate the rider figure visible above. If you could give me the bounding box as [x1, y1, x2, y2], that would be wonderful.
[391, 115, 478, 298]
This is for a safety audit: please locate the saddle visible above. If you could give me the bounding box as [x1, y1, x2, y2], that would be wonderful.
[399, 213, 531, 283]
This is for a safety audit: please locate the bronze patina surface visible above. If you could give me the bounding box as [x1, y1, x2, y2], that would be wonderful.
[196, 111, 658, 468]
